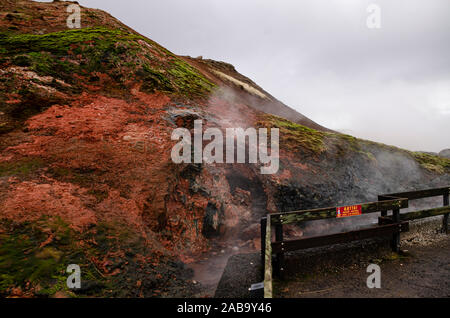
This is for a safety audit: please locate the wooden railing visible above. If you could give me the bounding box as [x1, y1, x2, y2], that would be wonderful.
[378, 186, 449, 232]
[260, 186, 450, 298]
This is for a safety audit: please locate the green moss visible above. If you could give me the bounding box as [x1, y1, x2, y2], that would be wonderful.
[138, 59, 215, 97]
[337, 134, 360, 151]
[0, 27, 215, 98]
[139, 64, 173, 93]
[0, 217, 106, 297]
[410, 152, 450, 174]
[0, 27, 141, 56]
[0, 28, 143, 87]
[0, 158, 45, 178]
[36, 271, 70, 296]
[27, 52, 77, 83]
[0, 221, 65, 294]
[12, 54, 32, 66]
[255, 115, 408, 166]
[257, 114, 326, 154]
[35, 247, 63, 262]
[168, 60, 215, 97]
[364, 151, 376, 162]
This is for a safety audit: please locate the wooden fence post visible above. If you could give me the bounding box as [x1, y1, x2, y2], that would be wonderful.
[260, 217, 267, 280]
[443, 193, 449, 234]
[275, 218, 285, 279]
[379, 210, 388, 225]
[391, 208, 400, 252]
[263, 216, 273, 298]
[379, 195, 388, 220]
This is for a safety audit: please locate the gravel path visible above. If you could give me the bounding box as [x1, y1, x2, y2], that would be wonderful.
[275, 220, 450, 298]
[214, 253, 261, 298]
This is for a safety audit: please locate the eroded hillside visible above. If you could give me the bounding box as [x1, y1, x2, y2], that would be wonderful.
[0, 0, 449, 297]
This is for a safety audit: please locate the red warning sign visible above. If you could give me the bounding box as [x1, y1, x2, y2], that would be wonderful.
[336, 204, 362, 218]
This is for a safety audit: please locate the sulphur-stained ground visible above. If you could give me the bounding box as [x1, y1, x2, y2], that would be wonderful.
[274, 219, 450, 298]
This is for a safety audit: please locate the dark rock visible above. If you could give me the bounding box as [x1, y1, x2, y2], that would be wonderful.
[165, 108, 202, 129]
[202, 202, 224, 238]
[439, 149, 450, 159]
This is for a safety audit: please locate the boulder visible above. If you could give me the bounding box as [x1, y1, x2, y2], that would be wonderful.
[439, 149, 450, 159]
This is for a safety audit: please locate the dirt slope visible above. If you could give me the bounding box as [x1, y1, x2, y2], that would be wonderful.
[0, 0, 449, 297]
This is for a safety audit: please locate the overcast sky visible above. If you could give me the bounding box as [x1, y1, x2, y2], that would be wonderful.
[40, 0, 450, 152]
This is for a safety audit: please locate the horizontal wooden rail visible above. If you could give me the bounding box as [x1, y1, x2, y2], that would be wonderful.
[379, 187, 449, 201]
[400, 206, 450, 221]
[272, 222, 409, 253]
[379, 186, 449, 234]
[270, 198, 408, 225]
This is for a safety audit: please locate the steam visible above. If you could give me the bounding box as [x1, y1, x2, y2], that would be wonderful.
[185, 86, 282, 293]
[289, 143, 450, 240]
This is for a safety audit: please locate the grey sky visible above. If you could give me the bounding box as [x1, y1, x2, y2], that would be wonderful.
[40, 0, 450, 152]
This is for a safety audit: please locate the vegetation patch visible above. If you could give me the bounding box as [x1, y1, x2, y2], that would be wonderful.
[168, 60, 215, 97]
[410, 152, 450, 174]
[0, 158, 46, 178]
[0, 215, 157, 297]
[138, 64, 173, 93]
[257, 114, 326, 154]
[0, 217, 105, 297]
[0, 27, 215, 98]
[0, 28, 141, 56]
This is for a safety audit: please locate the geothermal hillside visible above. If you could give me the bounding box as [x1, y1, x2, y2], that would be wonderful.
[0, 0, 449, 297]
